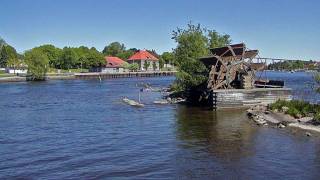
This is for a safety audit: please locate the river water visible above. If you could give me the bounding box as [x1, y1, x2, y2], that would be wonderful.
[1, 72, 320, 179]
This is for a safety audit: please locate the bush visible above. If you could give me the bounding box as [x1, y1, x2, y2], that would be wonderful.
[270, 99, 320, 119]
[314, 112, 320, 122]
[287, 107, 301, 118]
[270, 99, 288, 110]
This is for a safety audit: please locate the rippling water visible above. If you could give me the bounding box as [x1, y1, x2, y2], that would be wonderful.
[1, 73, 320, 179]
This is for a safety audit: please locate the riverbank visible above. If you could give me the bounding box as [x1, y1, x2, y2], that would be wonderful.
[0, 71, 177, 83]
[247, 105, 320, 136]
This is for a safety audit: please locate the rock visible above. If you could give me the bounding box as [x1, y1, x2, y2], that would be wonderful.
[264, 111, 270, 114]
[272, 109, 279, 113]
[282, 106, 289, 113]
[278, 123, 286, 129]
[296, 114, 302, 119]
[305, 132, 312, 137]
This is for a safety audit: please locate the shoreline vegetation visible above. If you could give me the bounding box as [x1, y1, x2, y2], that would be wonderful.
[247, 100, 320, 136]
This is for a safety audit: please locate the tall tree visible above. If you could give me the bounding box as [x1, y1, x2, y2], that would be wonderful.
[102, 42, 125, 56]
[172, 23, 209, 91]
[172, 23, 232, 91]
[161, 52, 175, 66]
[0, 45, 18, 67]
[208, 30, 231, 49]
[25, 49, 49, 81]
[59, 47, 79, 69]
[33, 45, 62, 68]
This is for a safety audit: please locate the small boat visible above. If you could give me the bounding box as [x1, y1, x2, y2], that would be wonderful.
[122, 97, 144, 107]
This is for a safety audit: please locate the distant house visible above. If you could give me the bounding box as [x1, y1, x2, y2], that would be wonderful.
[5, 68, 27, 74]
[90, 56, 126, 73]
[127, 50, 159, 71]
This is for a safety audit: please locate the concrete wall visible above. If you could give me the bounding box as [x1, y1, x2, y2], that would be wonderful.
[101, 67, 125, 73]
[212, 88, 292, 109]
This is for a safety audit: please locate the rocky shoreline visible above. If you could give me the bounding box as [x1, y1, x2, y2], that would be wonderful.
[247, 105, 319, 136]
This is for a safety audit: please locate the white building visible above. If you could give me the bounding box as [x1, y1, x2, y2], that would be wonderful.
[127, 50, 159, 71]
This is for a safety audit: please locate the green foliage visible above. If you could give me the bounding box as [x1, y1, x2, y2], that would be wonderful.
[267, 60, 316, 70]
[124, 63, 139, 72]
[270, 99, 320, 119]
[25, 48, 49, 81]
[102, 42, 125, 56]
[33, 45, 62, 68]
[102, 42, 136, 60]
[0, 45, 18, 67]
[208, 30, 232, 49]
[143, 61, 150, 70]
[314, 73, 320, 93]
[172, 23, 231, 91]
[59, 47, 79, 69]
[160, 52, 175, 69]
[152, 62, 157, 71]
[286, 107, 300, 118]
[314, 112, 320, 122]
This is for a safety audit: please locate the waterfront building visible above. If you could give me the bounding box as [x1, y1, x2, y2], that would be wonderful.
[5, 68, 27, 74]
[90, 56, 127, 73]
[127, 50, 159, 71]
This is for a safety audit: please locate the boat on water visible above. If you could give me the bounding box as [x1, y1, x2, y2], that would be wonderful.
[122, 97, 144, 107]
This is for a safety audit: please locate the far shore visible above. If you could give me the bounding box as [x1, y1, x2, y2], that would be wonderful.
[0, 71, 177, 83]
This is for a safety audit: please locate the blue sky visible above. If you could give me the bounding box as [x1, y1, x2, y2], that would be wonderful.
[1, 0, 319, 60]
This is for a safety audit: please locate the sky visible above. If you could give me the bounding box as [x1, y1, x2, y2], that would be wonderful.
[1, 0, 320, 60]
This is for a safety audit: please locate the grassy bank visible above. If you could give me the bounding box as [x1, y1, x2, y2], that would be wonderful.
[270, 99, 320, 122]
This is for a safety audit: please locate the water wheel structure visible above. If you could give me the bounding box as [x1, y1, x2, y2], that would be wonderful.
[200, 43, 264, 90]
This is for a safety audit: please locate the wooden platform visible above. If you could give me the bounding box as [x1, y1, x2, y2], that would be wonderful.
[74, 71, 176, 79]
[212, 88, 292, 109]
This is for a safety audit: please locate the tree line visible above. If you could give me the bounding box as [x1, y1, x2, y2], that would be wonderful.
[0, 37, 176, 80]
[268, 60, 318, 70]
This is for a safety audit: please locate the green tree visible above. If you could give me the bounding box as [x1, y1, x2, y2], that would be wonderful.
[152, 62, 157, 71]
[208, 30, 231, 49]
[84, 47, 105, 68]
[7, 57, 21, 74]
[0, 45, 18, 67]
[172, 23, 209, 91]
[143, 61, 150, 71]
[172, 23, 232, 91]
[125, 63, 139, 72]
[59, 47, 79, 69]
[33, 45, 62, 68]
[25, 49, 49, 81]
[102, 42, 125, 56]
[161, 52, 174, 67]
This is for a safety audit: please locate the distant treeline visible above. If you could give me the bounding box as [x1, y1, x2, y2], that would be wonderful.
[268, 60, 319, 70]
[0, 38, 176, 71]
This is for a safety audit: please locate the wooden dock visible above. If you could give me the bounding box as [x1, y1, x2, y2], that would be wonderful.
[211, 88, 292, 109]
[74, 71, 176, 79]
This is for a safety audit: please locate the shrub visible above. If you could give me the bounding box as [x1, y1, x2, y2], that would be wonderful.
[287, 107, 301, 118]
[314, 112, 320, 122]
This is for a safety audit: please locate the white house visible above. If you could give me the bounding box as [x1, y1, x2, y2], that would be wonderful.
[127, 50, 159, 71]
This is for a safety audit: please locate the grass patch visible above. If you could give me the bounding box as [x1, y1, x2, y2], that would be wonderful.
[270, 99, 320, 121]
[0, 73, 15, 77]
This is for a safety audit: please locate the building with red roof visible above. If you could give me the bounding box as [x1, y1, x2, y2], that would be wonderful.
[127, 50, 160, 71]
[90, 56, 127, 73]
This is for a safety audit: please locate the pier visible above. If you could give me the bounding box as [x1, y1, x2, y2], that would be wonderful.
[74, 71, 176, 79]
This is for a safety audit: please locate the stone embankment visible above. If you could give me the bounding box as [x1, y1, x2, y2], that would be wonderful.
[247, 105, 318, 136]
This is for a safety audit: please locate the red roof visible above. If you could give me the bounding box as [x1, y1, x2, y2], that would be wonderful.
[105, 56, 126, 68]
[128, 50, 159, 61]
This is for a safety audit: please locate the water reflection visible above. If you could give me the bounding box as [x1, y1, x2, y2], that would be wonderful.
[175, 105, 257, 161]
